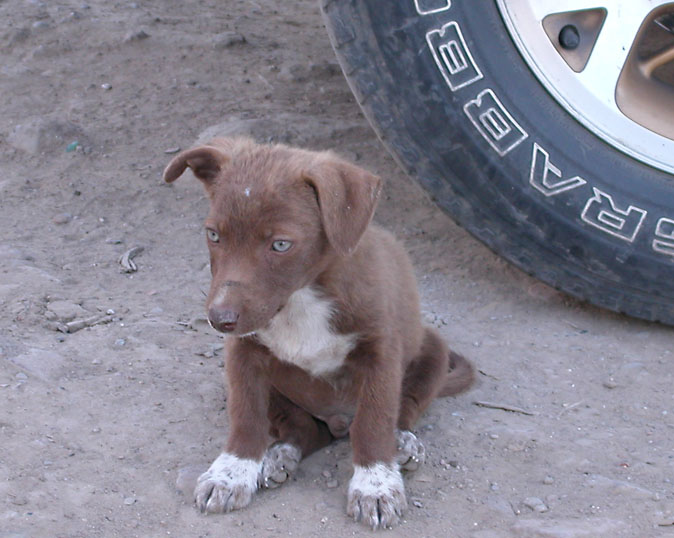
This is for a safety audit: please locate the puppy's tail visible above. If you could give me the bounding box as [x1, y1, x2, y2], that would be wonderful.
[438, 351, 475, 397]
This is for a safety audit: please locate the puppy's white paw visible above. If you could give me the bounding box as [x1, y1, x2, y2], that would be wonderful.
[194, 452, 261, 513]
[259, 442, 301, 489]
[395, 430, 426, 472]
[347, 463, 407, 530]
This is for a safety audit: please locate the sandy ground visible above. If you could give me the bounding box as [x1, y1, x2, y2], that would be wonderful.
[1, 1, 673, 537]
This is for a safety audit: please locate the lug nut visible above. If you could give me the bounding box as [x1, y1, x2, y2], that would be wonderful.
[559, 24, 580, 50]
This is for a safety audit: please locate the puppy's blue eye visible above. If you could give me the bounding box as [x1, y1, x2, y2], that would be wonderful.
[271, 240, 292, 252]
[206, 229, 220, 242]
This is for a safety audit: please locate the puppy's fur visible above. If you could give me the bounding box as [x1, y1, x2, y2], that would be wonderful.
[164, 138, 474, 529]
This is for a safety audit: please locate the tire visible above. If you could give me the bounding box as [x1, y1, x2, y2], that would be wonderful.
[321, 0, 674, 325]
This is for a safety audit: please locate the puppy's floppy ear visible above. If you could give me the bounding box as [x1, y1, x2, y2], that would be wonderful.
[162, 142, 230, 185]
[303, 157, 382, 256]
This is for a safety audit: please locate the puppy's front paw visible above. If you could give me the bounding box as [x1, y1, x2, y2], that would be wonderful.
[395, 430, 426, 472]
[259, 442, 301, 489]
[194, 453, 261, 514]
[347, 463, 407, 530]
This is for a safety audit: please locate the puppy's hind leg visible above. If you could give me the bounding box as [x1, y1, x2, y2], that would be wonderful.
[261, 388, 334, 489]
[398, 328, 451, 431]
[396, 328, 469, 471]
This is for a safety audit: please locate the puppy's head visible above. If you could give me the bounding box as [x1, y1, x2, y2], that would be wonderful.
[163, 137, 381, 335]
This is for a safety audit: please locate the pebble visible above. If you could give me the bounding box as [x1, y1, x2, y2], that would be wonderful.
[164, 146, 181, 154]
[523, 497, 549, 513]
[65, 141, 80, 152]
[213, 31, 246, 50]
[326, 479, 339, 489]
[123, 497, 136, 505]
[124, 29, 150, 42]
[61, 11, 83, 22]
[114, 339, 126, 347]
[412, 499, 423, 508]
[101, 83, 112, 90]
[52, 212, 72, 224]
[321, 470, 332, 479]
[543, 475, 554, 485]
[16, 372, 28, 380]
[603, 378, 618, 389]
[47, 299, 87, 322]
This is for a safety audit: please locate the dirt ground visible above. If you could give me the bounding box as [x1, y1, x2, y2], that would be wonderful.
[1, 1, 673, 537]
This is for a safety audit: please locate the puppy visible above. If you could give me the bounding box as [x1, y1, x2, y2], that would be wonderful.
[163, 137, 474, 530]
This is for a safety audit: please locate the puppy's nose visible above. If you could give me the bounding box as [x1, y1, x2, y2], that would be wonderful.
[207, 307, 239, 333]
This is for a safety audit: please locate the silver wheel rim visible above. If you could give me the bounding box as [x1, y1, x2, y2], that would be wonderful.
[496, 0, 674, 175]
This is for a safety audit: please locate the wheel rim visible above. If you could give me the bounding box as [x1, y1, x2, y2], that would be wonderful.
[496, 0, 674, 175]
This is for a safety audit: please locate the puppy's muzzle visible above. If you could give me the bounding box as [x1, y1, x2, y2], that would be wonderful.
[207, 306, 239, 333]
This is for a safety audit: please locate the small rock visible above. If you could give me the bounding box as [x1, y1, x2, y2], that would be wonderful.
[62, 11, 83, 22]
[326, 479, 339, 489]
[124, 29, 149, 42]
[189, 315, 210, 331]
[543, 475, 554, 485]
[321, 470, 332, 479]
[603, 378, 618, 389]
[15, 372, 28, 381]
[101, 83, 112, 90]
[523, 497, 549, 513]
[52, 212, 72, 224]
[47, 300, 87, 322]
[114, 339, 126, 347]
[164, 146, 180, 154]
[65, 141, 80, 152]
[412, 499, 423, 508]
[123, 497, 136, 505]
[213, 31, 246, 50]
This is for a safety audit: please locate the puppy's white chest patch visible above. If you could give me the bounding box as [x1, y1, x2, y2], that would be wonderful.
[256, 287, 356, 377]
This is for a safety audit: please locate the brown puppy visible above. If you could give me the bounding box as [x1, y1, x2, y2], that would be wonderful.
[163, 137, 474, 530]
